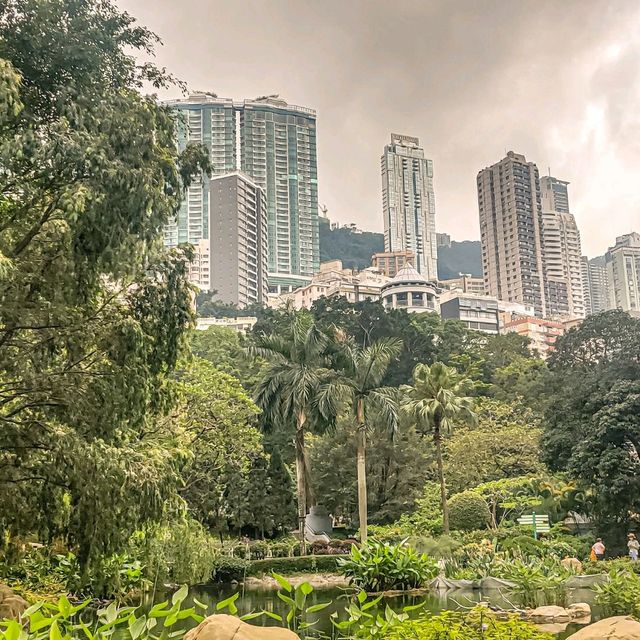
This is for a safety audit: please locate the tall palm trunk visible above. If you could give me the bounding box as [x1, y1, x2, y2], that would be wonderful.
[434, 421, 449, 534]
[295, 410, 307, 554]
[356, 398, 368, 543]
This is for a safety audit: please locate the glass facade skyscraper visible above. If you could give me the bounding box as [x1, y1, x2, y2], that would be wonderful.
[164, 94, 319, 293]
[381, 134, 437, 280]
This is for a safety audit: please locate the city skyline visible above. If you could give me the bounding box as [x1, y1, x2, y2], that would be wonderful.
[117, 0, 640, 258]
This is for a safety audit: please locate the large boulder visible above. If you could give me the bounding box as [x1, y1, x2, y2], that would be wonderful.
[0, 584, 28, 621]
[567, 616, 640, 639]
[185, 614, 300, 640]
[561, 557, 583, 573]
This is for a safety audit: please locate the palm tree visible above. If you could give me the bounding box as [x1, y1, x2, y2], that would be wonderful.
[323, 337, 402, 542]
[251, 310, 333, 550]
[401, 362, 476, 534]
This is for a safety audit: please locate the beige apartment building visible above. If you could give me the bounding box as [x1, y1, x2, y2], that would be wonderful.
[439, 274, 486, 296]
[502, 316, 565, 358]
[477, 152, 547, 317]
[209, 172, 269, 307]
[540, 176, 585, 319]
[371, 251, 415, 277]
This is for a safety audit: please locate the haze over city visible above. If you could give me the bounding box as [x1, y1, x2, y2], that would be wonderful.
[117, 0, 640, 257]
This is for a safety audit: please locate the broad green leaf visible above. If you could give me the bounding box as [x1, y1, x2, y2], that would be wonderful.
[271, 573, 292, 592]
[128, 617, 146, 640]
[171, 585, 188, 606]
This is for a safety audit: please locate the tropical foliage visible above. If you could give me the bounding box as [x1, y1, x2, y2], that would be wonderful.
[338, 540, 438, 591]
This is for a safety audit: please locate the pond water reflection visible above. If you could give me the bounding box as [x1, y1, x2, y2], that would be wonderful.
[169, 583, 602, 639]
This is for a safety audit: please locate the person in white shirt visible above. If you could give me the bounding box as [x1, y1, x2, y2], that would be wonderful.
[628, 534, 639, 561]
[591, 538, 606, 561]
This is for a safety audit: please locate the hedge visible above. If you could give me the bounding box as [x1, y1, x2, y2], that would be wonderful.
[246, 555, 341, 576]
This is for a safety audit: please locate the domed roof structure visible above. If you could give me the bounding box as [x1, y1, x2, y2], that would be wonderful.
[380, 263, 439, 313]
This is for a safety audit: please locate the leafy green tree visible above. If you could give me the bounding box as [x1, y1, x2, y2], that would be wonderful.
[472, 477, 543, 529]
[190, 326, 266, 392]
[542, 311, 640, 528]
[0, 0, 207, 568]
[173, 358, 264, 534]
[567, 380, 640, 524]
[490, 356, 552, 413]
[444, 399, 543, 493]
[324, 338, 402, 541]
[264, 447, 297, 536]
[308, 414, 433, 526]
[402, 363, 476, 533]
[251, 310, 335, 548]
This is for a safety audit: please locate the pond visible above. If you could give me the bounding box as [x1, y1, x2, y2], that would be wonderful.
[170, 583, 603, 639]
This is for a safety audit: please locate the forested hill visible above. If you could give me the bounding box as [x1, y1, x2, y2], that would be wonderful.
[437, 240, 483, 280]
[319, 221, 384, 270]
[319, 219, 482, 280]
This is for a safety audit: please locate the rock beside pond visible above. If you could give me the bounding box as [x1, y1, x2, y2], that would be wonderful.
[566, 615, 640, 639]
[568, 603, 592, 619]
[0, 584, 28, 621]
[526, 604, 591, 625]
[529, 606, 571, 624]
[185, 614, 300, 640]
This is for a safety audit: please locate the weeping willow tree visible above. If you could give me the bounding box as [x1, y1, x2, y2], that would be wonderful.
[0, 0, 208, 569]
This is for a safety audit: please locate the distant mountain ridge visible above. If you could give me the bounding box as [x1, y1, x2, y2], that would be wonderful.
[319, 219, 482, 280]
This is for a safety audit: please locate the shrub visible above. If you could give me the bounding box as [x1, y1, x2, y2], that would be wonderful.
[212, 556, 249, 582]
[338, 540, 438, 591]
[449, 492, 491, 532]
[246, 555, 340, 576]
[248, 540, 268, 560]
[409, 535, 462, 558]
[594, 567, 640, 616]
[384, 609, 553, 639]
[268, 541, 292, 558]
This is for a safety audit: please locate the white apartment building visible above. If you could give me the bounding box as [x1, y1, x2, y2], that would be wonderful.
[581, 255, 610, 315]
[271, 261, 389, 310]
[605, 232, 640, 316]
[381, 134, 437, 279]
[188, 239, 210, 291]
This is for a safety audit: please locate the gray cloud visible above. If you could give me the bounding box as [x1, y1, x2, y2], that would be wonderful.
[118, 0, 640, 256]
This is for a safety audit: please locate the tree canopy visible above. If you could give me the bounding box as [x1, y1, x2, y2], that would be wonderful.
[0, 0, 206, 567]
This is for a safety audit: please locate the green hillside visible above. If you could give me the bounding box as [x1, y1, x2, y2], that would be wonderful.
[319, 219, 384, 270]
[437, 240, 483, 280]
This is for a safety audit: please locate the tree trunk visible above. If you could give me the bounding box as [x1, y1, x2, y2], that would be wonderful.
[434, 423, 449, 534]
[295, 411, 307, 555]
[356, 398, 368, 543]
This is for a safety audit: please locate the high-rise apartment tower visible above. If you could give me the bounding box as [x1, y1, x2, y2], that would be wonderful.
[165, 94, 319, 294]
[581, 255, 610, 316]
[381, 134, 437, 279]
[209, 172, 268, 307]
[605, 232, 640, 315]
[539, 176, 585, 318]
[477, 151, 547, 317]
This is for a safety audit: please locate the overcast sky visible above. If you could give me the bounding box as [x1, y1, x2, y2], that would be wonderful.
[118, 0, 640, 257]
